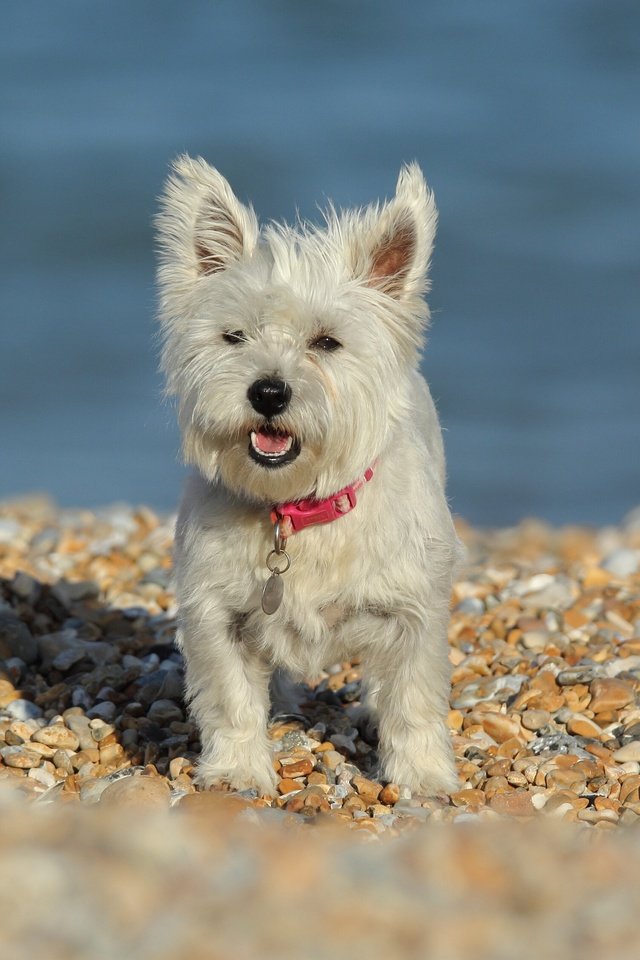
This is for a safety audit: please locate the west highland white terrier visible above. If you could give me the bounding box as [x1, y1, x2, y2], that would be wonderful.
[156, 156, 461, 796]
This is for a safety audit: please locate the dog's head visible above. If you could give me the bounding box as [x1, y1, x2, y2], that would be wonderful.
[156, 156, 437, 503]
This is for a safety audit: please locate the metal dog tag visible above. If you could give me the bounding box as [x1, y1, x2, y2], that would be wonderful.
[261, 572, 284, 615]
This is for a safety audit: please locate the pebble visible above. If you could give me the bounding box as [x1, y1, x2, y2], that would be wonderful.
[3, 699, 43, 721]
[1, 745, 43, 768]
[451, 675, 527, 709]
[613, 742, 640, 763]
[86, 702, 117, 722]
[32, 724, 80, 751]
[589, 678, 635, 714]
[100, 775, 171, 809]
[601, 549, 639, 577]
[0, 612, 39, 664]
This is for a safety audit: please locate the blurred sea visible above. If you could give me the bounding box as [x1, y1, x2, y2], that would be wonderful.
[1, 0, 638, 526]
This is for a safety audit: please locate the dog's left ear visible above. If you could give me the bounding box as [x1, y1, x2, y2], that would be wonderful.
[359, 163, 437, 301]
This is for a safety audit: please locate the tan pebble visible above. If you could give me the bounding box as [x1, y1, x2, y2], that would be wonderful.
[0, 680, 19, 707]
[520, 709, 550, 731]
[583, 567, 611, 589]
[286, 789, 331, 814]
[32, 723, 80, 751]
[544, 790, 589, 813]
[352, 818, 384, 834]
[563, 608, 590, 629]
[594, 796, 621, 813]
[100, 774, 170, 808]
[484, 758, 512, 777]
[447, 709, 464, 732]
[320, 750, 343, 770]
[172, 773, 195, 793]
[577, 807, 619, 824]
[352, 775, 382, 805]
[313, 741, 335, 753]
[572, 758, 603, 779]
[280, 757, 314, 778]
[277, 778, 302, 795]
[8, 721, 38, 741]
[26, 742, 55, 758]
[99, 743, 124, 765]
[488, 791, 535, 817]
[585, 742, 613, 762]
[506, 771, 528, 787]
[169, 756, 192, 779]
[589, 678, 635, 714]
[71, 748, 100, 770]
[481, 713, 523, 744]
[566, 714, 604, 739]
[179, 791, 250, 819]
[613, 742, 640, 763]
[553, 753, 581, 769]
[546, 768, 586, 793]
[483, 776, 510, 798]
[52, 749, 74, 774]
[496, 737, 522, 759]
[379, 783, 400, 805]
[450, 788, 485, 807]
[619, 775, 640, 806]
[89, 721, 116, 742]
[343, 794, 367, 812]
[307, 771, 328, 786]
[1, 746, 43, 768]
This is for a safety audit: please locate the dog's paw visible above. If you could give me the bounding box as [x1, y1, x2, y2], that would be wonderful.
[195, 755, 278, 798]
[382, 756, 459, 797]
[380, 724, 459, 797]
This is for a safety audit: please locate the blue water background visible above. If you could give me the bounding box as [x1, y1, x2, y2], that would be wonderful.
[1, 1, 638, 526]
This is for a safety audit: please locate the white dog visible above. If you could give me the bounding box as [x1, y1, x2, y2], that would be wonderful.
[156, 156, 460, 796]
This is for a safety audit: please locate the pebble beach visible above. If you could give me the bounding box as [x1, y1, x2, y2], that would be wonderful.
[1, 494, 640, 956]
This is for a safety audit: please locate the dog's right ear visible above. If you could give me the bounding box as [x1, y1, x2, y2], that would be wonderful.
[156, 156, 259, 278]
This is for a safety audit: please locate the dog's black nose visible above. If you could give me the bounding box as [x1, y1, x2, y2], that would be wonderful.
[247, 378, 292, 418]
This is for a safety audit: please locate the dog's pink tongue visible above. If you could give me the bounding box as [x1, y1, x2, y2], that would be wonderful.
[255, 431, 289, 454]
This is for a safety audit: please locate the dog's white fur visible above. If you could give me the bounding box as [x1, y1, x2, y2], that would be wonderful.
[157, 156, 460, 796]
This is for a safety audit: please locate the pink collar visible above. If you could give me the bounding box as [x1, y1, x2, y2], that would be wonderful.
[271, 463, 376, 536]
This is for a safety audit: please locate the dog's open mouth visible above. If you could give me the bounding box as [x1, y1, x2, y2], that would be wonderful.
[248, 429, 301, 468]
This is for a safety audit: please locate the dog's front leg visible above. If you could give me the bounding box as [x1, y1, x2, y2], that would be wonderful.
[179, 613, 277, 796]
[367, 611, 459, 796]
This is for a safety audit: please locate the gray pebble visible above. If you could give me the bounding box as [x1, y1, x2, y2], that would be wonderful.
[52, 579, 100, 607]
[147, 699, 183, 724]
[79, 779, 112, 804]
[528, 731, 592, 759]
[52, 647, 86, 671]
[0, 612, 38, 665]
[86, 701, 117, 722]
[11, 571, 40, 603]
[601, 549, 639, 578]
[71, 688, 92, 710]
[452, 674, 527, 709]
[64, 713, 95, 750]
[0, 519, 20, 543]
[4, 699, 43, 721]
[556, 666, 600, 685]
[454, 597, 485, 615]
[330, 734, 357, 756]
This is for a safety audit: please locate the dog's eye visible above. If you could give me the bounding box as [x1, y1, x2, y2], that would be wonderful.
[310, 335, 342, 352]
[222, 330, 245, 345]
